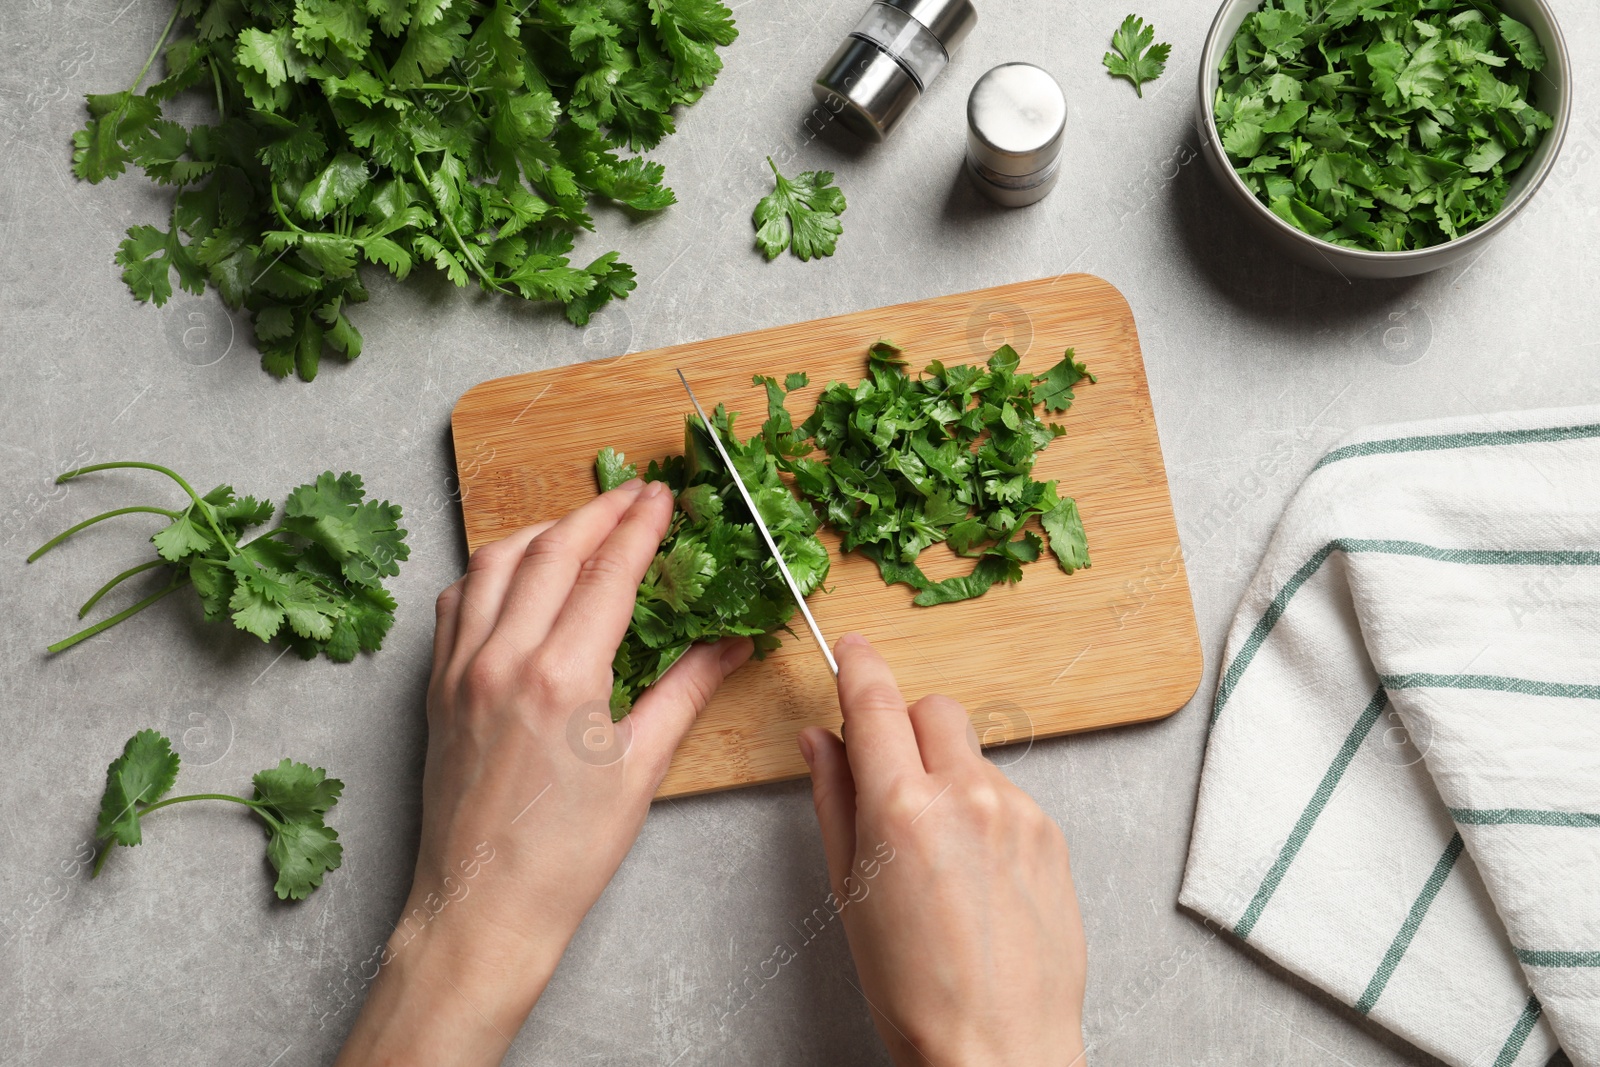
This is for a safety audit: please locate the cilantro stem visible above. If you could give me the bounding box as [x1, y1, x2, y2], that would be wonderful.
[78, 559, 170, 618]
[130, 6, 181, 95]
[211, 58, 226, 119]
[56, 462, 237, 554]
[271, 182, 307, 233]
[410, 159, 503, 292]
[47, 579, 185, 654]
[92, 792, 276, 878]
[138, 792, 272, 819]
[27, 505, 184, 562]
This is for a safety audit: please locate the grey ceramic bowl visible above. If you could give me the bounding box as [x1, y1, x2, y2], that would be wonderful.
[1195, 0, 1571, 279]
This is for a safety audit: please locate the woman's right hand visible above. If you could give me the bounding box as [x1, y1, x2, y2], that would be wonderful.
[799, 633, 1088, 1067]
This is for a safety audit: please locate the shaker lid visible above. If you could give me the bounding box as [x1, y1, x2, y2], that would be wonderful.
[966, 63, 1066, 177]
[885, 0, 978, 52]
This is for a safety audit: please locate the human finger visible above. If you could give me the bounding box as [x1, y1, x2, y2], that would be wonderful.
[538, 482, 676, 669]
[447, 516, 566, 662]
[833, 633, 923, 797]
[906, 694, 982, 775]
[799, 726, 857, 892]
[626, 637, 754, 786]
[481, 481, 651, 656]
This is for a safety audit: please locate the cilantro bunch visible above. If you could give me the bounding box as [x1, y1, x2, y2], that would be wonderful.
[95, 729, 343, 900]
[73, 0, 738, 380]
[597, 409, 829, 717]
[1216, 0, 1552, 251]
[764, 342, 1094, 606]
[30, 462, 408, 660]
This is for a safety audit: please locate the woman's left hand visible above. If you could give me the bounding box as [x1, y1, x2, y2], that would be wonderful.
[336, 478, 752, 1067]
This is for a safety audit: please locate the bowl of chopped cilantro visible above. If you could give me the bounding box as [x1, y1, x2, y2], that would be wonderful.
[1197, 0, 1569, 278]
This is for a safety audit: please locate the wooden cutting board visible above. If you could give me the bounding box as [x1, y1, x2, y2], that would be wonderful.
[451, 274, 1201, 798]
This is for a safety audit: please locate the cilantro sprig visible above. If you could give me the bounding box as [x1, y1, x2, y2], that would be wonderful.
[1103, 14, 1170, 98]
[753, 157, 847, 261]
[29, 462, 407, 660]
[765, 342, 1094, 606]
[598, 409, 830, 717]
[1216, 0, 1552, 251]
[95, 729, 343, 900]
[72, 0, 738, 380]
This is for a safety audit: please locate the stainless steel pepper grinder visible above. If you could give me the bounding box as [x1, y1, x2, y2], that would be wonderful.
[812, 0, 979, 142]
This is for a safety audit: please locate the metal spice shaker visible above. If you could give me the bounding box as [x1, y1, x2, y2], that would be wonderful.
[965, 62, 1067, 207]
[812, 0, 979, 142]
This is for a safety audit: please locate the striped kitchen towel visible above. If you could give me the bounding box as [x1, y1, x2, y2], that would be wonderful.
[1181, 405, 1600, 1067]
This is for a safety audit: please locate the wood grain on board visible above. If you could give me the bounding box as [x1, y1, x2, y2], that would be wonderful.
[451, 274, 1201, 799]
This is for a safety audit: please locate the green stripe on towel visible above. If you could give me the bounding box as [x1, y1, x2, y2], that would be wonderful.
[1234, 687, 1389, 940]
[1491, 995, 1543, 1067]
[1515, 949, 1600, 967]
[1211, 545, 1341, 726]
[1452, 808, 1600, 827]
[1355, 833, 1464, 1015]
[1335, 543, 1600, 567]
[1210, 541, 1600, 727]
[1315, 423, 1600, 471]
[1382, 674, 1600, 701]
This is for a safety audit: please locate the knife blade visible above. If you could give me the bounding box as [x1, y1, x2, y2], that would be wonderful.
[675, 369, 838, 677]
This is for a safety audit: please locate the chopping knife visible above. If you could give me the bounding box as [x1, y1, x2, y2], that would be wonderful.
[675, 369, 839, 677]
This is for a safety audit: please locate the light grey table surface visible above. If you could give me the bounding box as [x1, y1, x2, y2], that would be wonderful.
[2, 0, 1595, 1064]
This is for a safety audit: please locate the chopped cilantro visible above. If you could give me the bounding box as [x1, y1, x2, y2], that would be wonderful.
[753, 157, 847, 261]
[94, 729, 343, 900]
[599, 411, 829, 717]
[602, 342, 1094, 712]
[1216, 0, 1553, 251]
[28, 461, 407, 661]
[1103, 14, 1171, 98]
[71, 0, 737, 380]
[764, 342, 1095, 606]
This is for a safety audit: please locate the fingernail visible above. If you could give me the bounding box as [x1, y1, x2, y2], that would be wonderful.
[616, 477, 645, 493]
[642, 479, 669, 500]
[836, 632, 867, 650]
[719, 636, 752, 675]
[797, 729, 816, 768]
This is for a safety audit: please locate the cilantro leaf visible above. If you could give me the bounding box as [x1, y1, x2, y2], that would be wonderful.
[1031, 349, 1096, 413]
[254, 758, 345, 900]
[296, 154, 370, 219]
[96, 729, 179, 847]
[1498, 14, 1545, 71]
[283, 471, 409, 588]
[913, 554, 1016, 607]
[651, 0, 739, 89]
[115, 223, 204, 306]
[753, 157, 846, 262]
[263, 820, 344, 901]
[72, 91, 161, 182]
[1041, 496, 1090, 574]
[1103, 14, 1170, 98]
[596, 447, 639, 492]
